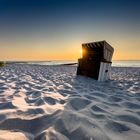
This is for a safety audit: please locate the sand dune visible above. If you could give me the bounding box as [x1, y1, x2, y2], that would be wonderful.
[0, 64, 140, 140]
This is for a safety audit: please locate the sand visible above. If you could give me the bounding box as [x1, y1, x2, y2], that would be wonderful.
[0, 64, 140, 140]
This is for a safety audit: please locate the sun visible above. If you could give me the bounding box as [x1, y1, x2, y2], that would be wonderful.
[80, 48, 82, 54]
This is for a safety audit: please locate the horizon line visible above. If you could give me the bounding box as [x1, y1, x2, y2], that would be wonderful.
[1, 59, 140, 62]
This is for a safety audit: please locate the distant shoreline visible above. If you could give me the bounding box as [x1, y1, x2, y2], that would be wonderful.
[3, 60, 140, 68]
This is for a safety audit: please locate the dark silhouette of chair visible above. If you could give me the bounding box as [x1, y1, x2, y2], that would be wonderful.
[77, 40, 114, 81]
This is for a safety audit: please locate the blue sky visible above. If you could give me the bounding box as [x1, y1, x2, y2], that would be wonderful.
[0, 0, 140, 60]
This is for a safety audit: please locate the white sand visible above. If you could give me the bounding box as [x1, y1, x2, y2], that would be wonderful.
[0, 64, 140, 140]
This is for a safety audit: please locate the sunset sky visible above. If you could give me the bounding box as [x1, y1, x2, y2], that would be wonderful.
[0, 0, 140, 61]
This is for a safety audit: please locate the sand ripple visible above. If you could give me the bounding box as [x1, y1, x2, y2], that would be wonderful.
[0, 64, 140, 139]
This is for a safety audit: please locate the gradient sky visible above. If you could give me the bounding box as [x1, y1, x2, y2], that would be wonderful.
[0, 0, 140, 61]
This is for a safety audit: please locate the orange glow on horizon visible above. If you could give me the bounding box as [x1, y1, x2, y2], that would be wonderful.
[0, 38, 140, 61]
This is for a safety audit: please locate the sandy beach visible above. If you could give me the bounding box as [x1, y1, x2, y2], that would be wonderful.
[0, 63, 140, 140]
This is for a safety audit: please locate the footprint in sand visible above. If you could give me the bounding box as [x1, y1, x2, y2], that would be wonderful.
[107, 96, 122, 102]
[105, 121, 130, 133]
[115, 114, 140, 127]
[121, 101, 140, 109]
[68, 98, 91, 110]
[0, 102, 17, 109]
[44, 97, 56, 105]
[91, 105, 107, 113]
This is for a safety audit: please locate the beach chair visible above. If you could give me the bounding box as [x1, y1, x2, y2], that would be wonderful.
[77, 40, 114, 81]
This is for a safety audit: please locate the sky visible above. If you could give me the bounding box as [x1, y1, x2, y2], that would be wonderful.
[0, 0, 140, 61]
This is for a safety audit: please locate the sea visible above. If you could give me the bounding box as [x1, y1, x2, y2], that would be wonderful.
[13, 60, 140, 67]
